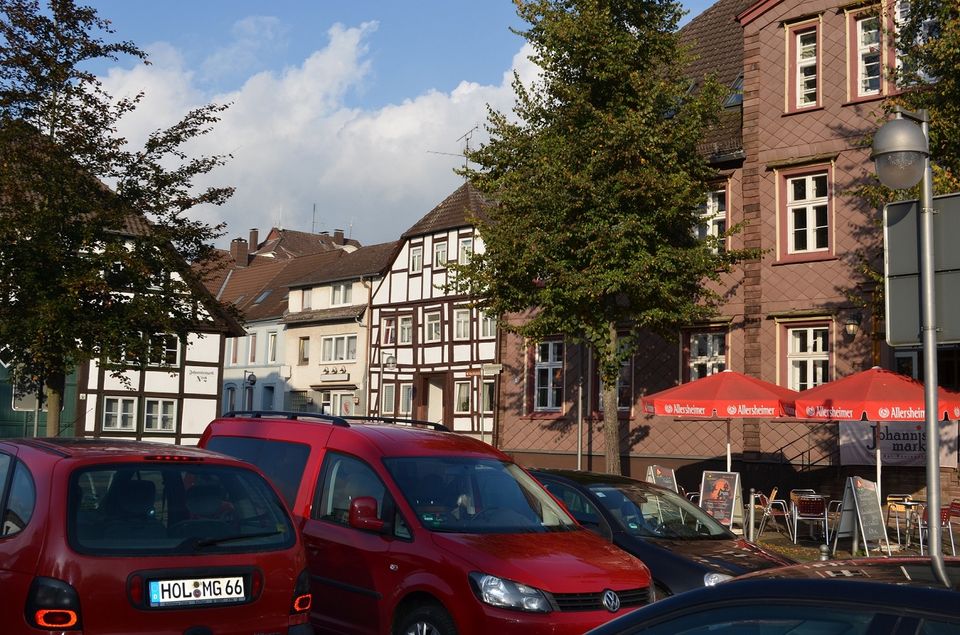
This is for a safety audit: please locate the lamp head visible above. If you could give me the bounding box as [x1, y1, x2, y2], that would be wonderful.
[871, 117, 928, 190]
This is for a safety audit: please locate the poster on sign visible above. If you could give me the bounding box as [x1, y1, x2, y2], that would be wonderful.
[839, 420, 958, 467]
[645, 465, 678, 493]
[698, 471, 742, 529]
[831, 476, 891, 557]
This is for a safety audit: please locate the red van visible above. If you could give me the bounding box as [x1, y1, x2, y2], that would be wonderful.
[201, 412, 653, 635]
[0, 438, 312, 635]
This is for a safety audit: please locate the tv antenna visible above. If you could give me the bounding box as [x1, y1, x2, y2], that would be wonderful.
[427, 124, 480, 172]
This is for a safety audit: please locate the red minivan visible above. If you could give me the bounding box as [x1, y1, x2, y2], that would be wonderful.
[0, 438, 312, 635]
[201, 412, 653, 635]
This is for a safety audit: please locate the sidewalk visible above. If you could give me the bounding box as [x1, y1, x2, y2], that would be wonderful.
[751, 524, 931, 562]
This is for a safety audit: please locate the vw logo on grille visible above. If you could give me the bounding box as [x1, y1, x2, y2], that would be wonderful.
[602, 589, 621, 613]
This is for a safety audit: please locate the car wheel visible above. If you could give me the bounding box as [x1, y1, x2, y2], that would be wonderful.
[395, 603, 457, 635]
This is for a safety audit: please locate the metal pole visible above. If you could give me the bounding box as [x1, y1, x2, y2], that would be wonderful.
[576, 374, 583, 471]
[748, 488, 755, 542]
[916, 111, 950, 587]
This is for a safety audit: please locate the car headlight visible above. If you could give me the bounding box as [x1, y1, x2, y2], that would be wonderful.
[469, 572, 552, 613]
[704, 572, 734, 586]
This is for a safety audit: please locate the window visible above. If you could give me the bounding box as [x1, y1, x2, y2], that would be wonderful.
[298, 336, 310, 365]
[315, 453, 386, 526]
[535, 341, 564, 411]
[103, 397, 137, 430]
[482, 380, 495, 414]
[454, 309, 471, 340]
[381, 383, 396, 414]
[454, 381, 471, 413]
[853, 13, 881, 98]
[144, 399, 176, 432]
[248, 332, 257, 364]
[724, 72, 743, 108]
[203, 436, 310, 509]
[688, 331, 727, 380]
[786, 171, 830, 255]
[224, 386, 236, 413]
[332, 282, 352, 306]
[425, 312, 442, 343]
[410, 246, 423, 273]
[267, 332, 278, 363]
[697, 189, 727, 253]
[433, 242, 447, 268]
[302, 288, 312, 310]
[382, 318, 396, 345]
[480, 312, 496, 339]
[244, 385, 254, 410]
[458, 237, 474, 265]
[788, 324, 830, 391]
[261, 385, 275, 410]
[599, 357, 632, 412]
[321, 335, 358, 362]
[788, 23, 820, 110]
[895, 0, 938, 84]
[148, 334, 179, 367]
[2, 460, 35, 537]
[230, 337, 238, 365]
[399, 383, 414, 414]
[321, 390, 356, 416]
[399, 316, 413, 344]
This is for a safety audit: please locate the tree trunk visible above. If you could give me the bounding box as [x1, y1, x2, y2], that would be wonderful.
[602, 322, 622, 475]
[44, 373, 65, 437]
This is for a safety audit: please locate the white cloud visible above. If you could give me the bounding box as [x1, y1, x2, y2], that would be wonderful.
[100, 21, 530, 247]
[201, 16, 289, 82]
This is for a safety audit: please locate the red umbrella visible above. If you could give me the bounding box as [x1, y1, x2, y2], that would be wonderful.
[642, 370, 799, 470]
[794, 366, 960, 500]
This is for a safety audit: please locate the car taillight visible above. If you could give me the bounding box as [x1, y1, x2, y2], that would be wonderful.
[127, 574, 144, 606]
[290, 568, 312, 620]
[25, 577, 82, 631]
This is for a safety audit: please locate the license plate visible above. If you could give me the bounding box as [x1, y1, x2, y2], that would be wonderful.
[148, 576, 245, 607]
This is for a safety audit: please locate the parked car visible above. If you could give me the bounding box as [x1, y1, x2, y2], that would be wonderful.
[585, 557, 960, 634]
[200, 412, 654, 635]
[530, 469, 793, 596]
[0, 438, 312, 635]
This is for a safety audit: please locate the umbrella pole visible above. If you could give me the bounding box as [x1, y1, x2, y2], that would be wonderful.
[726, 419, 732, 472]
[875, 424, 881, 504]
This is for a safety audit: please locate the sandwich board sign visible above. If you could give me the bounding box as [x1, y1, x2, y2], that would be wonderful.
[698, 471, 742, 530]
[646, 465, 678, 493]
[830, 476, 891, 557]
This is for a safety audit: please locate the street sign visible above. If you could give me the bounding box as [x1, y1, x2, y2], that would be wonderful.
[883, 192, 960, 346]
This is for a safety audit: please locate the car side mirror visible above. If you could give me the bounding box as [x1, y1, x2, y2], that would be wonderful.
[349, 496, 386, 533]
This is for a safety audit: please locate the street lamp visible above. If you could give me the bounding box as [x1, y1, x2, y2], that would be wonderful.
[872, 107, 950, 587]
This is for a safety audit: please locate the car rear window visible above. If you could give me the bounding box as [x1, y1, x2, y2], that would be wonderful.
[204, 437, 309, 509]
[68, 463, 295, 555]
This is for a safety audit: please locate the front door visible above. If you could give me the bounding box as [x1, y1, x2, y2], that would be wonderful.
[418, 374, 447, 424]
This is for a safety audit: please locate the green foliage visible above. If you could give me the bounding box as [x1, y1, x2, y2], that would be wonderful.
[0, 0, 233, 424]
[452, 0, 756, 472]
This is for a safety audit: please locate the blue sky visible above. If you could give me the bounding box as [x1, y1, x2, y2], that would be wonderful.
[88, 1, 717, 247]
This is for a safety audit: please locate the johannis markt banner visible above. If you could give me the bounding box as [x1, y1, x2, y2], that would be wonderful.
[838, 420, 958, 468]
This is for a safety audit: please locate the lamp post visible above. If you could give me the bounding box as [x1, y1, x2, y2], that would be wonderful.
[243, 370, 257, 410]
[871, 107, 950, 587]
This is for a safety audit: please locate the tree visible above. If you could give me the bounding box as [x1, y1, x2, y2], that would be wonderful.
[0, 0, 233, 435]
[453, 0, 754, 474]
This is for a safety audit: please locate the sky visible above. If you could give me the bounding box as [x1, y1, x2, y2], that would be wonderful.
[87, 1, 717, 249]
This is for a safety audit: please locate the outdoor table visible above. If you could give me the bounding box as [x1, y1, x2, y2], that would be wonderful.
[904, 501, 926, 547]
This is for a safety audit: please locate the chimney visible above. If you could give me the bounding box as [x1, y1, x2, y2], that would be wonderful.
[249, 228, 259, 251]
[334, 228, 345, 245]
[230, 237, 249, 268]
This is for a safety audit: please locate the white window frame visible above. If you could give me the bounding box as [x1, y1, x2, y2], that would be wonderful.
[399, 383, 414, 414]
[458, 237, 474, 265]
[321, 390, 356, 416]
[425, 312, 442, 343]
[454, 381, 471, 414]
[786, 172, 829, 255]
[144, 398, 176, 432]
[454, 309, 471, 340]
[382, 317, 397, 345]
[895, 0, 937, 84]
[230, 337, 239, 365]
[331, 282, 353, 306]
[535, 341, 564, 411]
[399, 316, 413, 344]
[855, 15, 882, 97]
[688, 331, 727, 380]
[267, 331, 278, 363]
[381, 383, 396, 414]
[788, 325, 830, 391]
[103, 397, 137, 431]
[248, 332, 257, 364]
[481, 380, 495, 414]
[147, 334, 180, 368]
[302, 288, 312, 310]
[410, 246, 423, 274]
[697, 189, 727, 253]
[480, 312, 496, 339]
[298, 336, 310, 365]
[433, 242, 448, 269]
[321, 334, 358, 362]
[795, 28, 819, 108]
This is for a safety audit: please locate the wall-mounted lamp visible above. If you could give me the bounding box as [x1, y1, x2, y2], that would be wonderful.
[384, 355, 396, 370]
[243, 370, 257, 386]
[844, 313, 862, 337]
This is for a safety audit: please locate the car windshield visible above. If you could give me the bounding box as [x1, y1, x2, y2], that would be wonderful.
[69, 463, 296, 555]
[384, 457, 577, 534]
[589, 482, 733, 540]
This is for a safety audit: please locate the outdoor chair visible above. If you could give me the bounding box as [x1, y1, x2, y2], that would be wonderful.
[755, 487, 792, 540]
[792, 495, 829, 545]
[918, 505, 956, 556]
[885, 494, 914, 546]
